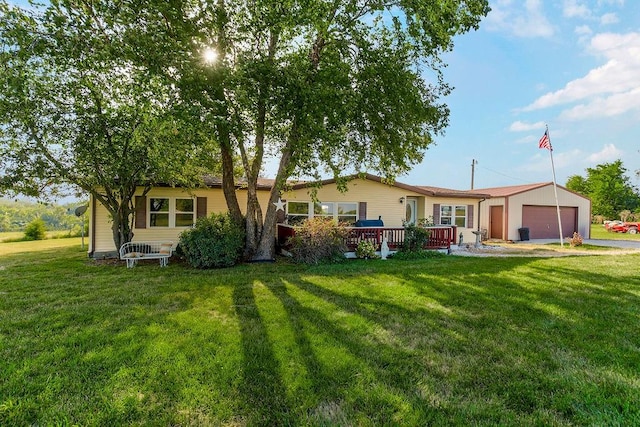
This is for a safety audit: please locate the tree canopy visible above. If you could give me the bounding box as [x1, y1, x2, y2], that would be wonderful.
[0, 1, 218, 249]
[1, 0, 491, 258]
[118, 0, 490, 259]
[566, 160, 640, 219]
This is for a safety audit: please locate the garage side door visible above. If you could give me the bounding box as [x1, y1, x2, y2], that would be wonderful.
[522, 206, 578, 239]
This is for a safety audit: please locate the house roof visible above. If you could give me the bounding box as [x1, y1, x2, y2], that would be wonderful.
[468, 182, 589, 200]
[201, 175, 275, 190]
[168, 173, 587, 201]
[290, 173, 490, 199]
[466, 182, 552, 197]
[415, 185, 491, 199]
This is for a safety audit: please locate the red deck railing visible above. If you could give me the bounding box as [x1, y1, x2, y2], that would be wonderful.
[277, 224, 457, 253]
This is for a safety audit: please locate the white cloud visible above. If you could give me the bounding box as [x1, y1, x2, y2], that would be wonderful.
[563, 0, 592, 18]
[522, 149, 583, 173]
[600, 13, 619, 24]
[523, 32, 640, 120]
[575, 25, 593, 36]
[597, 0, 624, 6]
[587, 143, 623, 162]
[523, 144, 624, 175]
[559, 87, 640, 120]
[486, 0, 554, 38]
[509, 121, 546, 132]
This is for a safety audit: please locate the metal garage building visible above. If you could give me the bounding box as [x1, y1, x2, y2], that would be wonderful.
[470, 183, 592, 241]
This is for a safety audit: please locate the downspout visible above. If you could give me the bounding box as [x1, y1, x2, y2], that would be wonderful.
[475, 198, 486, 247]
[89, 195, 96, 258]
[477, 198, 486, 233]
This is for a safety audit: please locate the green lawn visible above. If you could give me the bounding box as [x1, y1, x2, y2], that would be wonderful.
[1, 242, 639, 426]
[590, 223, 640, 240]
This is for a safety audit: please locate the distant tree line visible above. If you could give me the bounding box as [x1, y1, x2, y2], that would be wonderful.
[566, 160, 640, 220]
[0, 199, 87, 232]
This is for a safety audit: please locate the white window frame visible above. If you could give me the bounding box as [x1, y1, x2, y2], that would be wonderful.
[286, 201, 358, 224]
[149, 197, 196, 228]
[440, 205, 467, 228]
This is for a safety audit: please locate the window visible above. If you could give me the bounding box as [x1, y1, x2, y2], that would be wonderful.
[287, 201, 310, 225]
[337, 203, 357, 224]
[150, 198, 169, 227]
[314, 202, 335, 218]
[440, 205, 467, 228]
[286, 201, 358, 225]
[149, 197, 195, 228]
[175, 198, 194, 227]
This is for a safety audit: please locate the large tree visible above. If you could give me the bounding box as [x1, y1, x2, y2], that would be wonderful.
[566, 160, 640, 219]
[2, 0, 490, 260]
[117, 0, 490, 260]
[0, 1, 215, 249]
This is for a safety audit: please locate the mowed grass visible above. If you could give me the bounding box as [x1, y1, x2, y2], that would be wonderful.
[1, 242, 639, 425]
[590, 223, 640, 240]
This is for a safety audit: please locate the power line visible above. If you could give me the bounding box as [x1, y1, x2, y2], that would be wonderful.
[477, 165, 531, 185]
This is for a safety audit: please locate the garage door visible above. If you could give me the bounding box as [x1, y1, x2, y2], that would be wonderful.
[522, 206, 578, 239]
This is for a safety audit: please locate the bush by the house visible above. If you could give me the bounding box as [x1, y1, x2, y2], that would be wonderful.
[401, 223, 430, 252]
[288, 217, 348, 264]
[355, 239, 378, 259]
[23, 218, 47, 241]
[179, 213, 245, 268]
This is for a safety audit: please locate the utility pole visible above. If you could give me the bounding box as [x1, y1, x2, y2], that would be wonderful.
[470, 159, 478, 189]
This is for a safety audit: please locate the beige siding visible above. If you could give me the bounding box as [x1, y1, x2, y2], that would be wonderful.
[284, 178, 485, 243]
[91, 186, 272, 255]
[283, 178, 421, 227]
[506, 186, 591, 240]
[426, 198, 483, 244]
[478, 197, 505, 240]
[477, 185, 591, 241]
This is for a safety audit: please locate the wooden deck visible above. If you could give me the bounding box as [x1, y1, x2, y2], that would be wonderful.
[277, 224, 457, 253]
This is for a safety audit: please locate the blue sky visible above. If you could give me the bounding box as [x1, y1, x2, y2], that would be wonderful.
[403, 0, 640, 190]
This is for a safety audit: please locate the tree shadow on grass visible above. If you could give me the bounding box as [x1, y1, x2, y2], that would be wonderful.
[232, 281, 293, 426]
[266, 256, 640, 424]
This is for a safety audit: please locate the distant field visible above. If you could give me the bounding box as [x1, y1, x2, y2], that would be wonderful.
[0, 230, 77, 243]
[0, 236, 83, 255]
[590, 224, 640, 240]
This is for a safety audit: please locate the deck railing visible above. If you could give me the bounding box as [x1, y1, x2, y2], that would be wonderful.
[277, 224, 457, 252]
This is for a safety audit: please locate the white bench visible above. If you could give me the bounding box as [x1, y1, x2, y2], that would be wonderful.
[119, 241, 173, 268]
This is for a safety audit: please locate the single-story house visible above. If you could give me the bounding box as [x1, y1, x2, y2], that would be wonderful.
[469, 183, 591, 240]
[88, 177, 274, 258]
[88, 174, 591, 257]
[279, 174, 490, 244]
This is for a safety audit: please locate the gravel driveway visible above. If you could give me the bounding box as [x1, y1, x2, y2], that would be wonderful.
[451, 239, 640, 257]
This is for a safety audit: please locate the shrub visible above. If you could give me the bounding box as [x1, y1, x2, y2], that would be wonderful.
[24, 218, 47, 241]
[355, 239, 378, 259]
[288, 217, 348, 264]
[400, 223, 430, 252]
[179, 213, 245, 268]
[565, 232, 583, 247]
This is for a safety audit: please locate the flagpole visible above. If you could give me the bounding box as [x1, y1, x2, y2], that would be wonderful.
[546, 126, 564, 247]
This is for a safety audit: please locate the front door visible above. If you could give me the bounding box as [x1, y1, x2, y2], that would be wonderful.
[405, 198, 417, 225]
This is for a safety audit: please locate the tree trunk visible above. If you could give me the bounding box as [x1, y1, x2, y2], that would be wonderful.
[108, 202, 134, 251]
[218, 124, 243, 224]
[252, 147, 294, 261]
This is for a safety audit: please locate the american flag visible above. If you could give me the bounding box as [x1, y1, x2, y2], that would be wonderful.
[538, 130, 551, 150]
